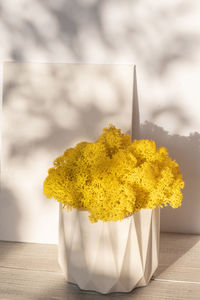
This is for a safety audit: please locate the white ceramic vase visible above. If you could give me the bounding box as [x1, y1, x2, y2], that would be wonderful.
[58, 204, 160, 294]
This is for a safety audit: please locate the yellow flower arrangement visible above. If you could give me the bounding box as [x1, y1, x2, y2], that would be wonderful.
[43, 124, 184, 222]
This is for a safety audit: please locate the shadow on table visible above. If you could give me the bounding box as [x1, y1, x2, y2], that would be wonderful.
[154, 232, 200, 279]
[38, 232, 200, 300]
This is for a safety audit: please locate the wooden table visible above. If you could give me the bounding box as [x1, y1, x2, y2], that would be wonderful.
[0, 233, 200, 299]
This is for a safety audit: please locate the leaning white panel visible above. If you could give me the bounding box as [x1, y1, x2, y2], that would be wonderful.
[58, 205, 160, 294]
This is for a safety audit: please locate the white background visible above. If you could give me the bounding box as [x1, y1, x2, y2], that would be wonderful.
[0, 0, 200, 243]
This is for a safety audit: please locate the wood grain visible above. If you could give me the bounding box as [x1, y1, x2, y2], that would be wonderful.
[0, 267, 200, 300]
[0, 241, 60, 272]
[0, 233, 200, 299]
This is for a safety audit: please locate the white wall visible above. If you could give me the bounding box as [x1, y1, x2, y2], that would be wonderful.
[1, 63, 133, 243]
[0, 0, 200, 242]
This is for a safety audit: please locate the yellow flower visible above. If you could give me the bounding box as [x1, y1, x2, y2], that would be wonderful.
[43, 124, 184, 222]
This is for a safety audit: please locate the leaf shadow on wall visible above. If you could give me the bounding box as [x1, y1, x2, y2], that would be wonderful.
[3, 64, 126, 160]
[1, 0, 200, 69]
[2, 62, 130, 247]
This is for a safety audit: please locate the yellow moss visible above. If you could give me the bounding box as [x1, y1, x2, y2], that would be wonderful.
[43, 124, 184, 222]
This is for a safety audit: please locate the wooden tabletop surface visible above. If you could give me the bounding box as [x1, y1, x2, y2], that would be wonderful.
[0, 233, 200, 300]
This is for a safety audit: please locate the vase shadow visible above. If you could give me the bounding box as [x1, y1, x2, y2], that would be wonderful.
[140, 121, 200, 279]
[140, 121, 200, 234]
[154, 232, 200, 280]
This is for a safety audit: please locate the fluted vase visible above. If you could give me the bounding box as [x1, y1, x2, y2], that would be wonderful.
[58, 204, 160, 294]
